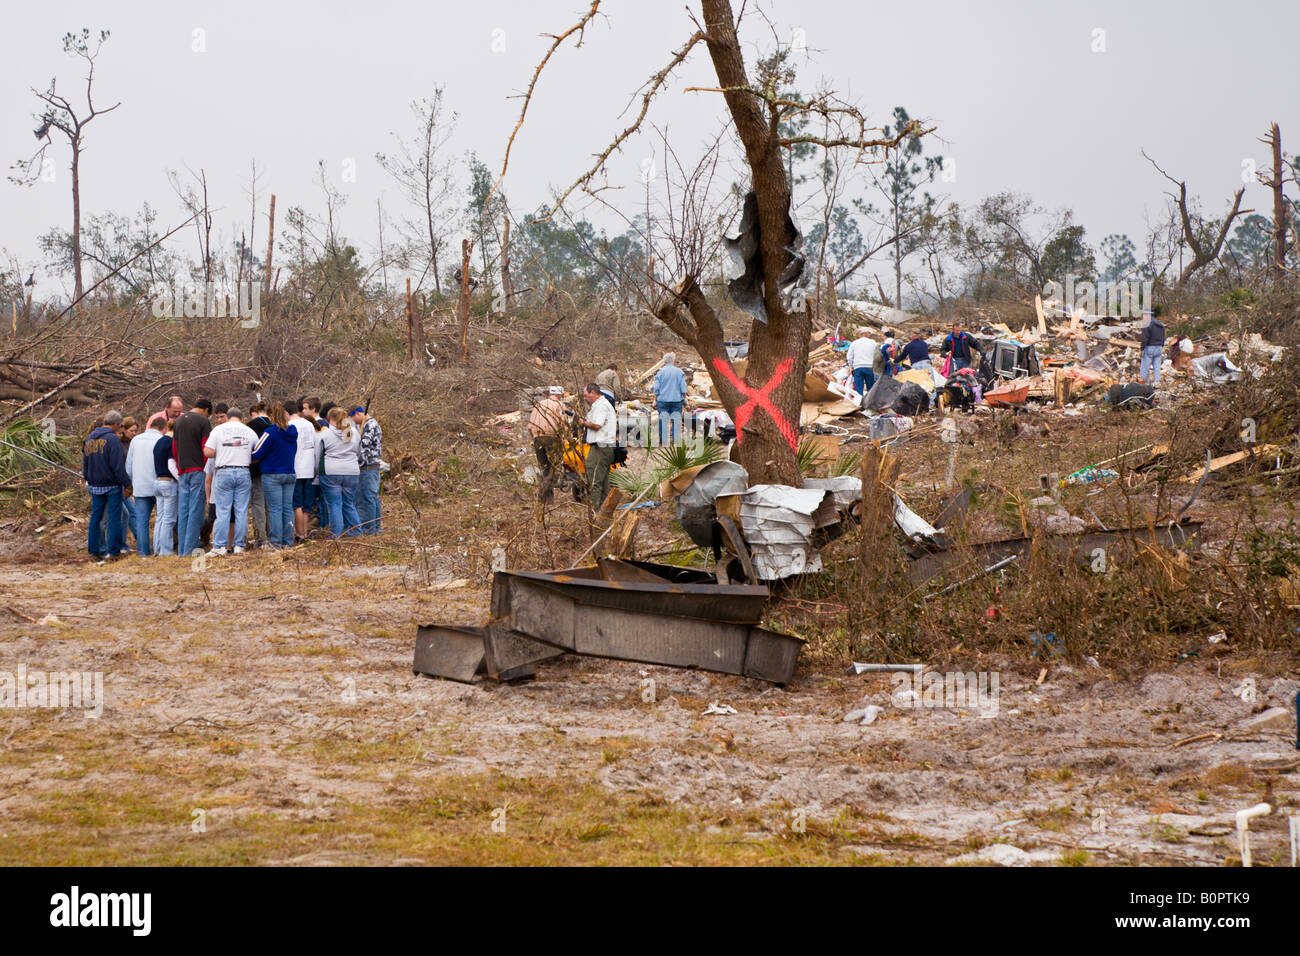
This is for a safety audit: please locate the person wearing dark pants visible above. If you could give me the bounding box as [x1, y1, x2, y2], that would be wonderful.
[528, 386, 568, 503]
[581, 384, 617, 513]
[82, 410, 131, 561]
[246, 403, 271, 548]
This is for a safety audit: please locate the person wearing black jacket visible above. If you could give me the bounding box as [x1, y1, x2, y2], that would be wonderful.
[246, 402, 271, 548]
[1139, 310, 1166, 386]
[82, 410, 131, 560]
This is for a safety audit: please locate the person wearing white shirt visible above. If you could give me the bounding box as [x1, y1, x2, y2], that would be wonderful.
[845, 331, 879, 396]
[125, 418, 165, 556]
[202, 407, 259, 555]
[581, 383, 617, 512]
[288, 403, 319, 543]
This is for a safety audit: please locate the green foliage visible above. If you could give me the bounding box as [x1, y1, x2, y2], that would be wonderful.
[1040, 224, 1096, 283]
[1220, 287, 1256, 309]
[0, 419, 74, 484]
[610, 439, 726, 498]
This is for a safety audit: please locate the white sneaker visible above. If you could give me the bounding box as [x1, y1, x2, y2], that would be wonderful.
[233, 546, 246, 555]
[206, 547, 227, 557]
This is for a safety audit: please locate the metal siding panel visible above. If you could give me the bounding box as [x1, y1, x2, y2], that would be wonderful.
[413, 625, 485, 683]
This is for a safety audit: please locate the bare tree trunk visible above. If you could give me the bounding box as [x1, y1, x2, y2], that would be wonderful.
[699, 0, 805, 486]
[264, 194, 276, 293]
[71, 147, 83, 304]
[458, 239, 472, 363]
[501, 215, 514, 310]
[1264, 123, 1289, 279]
[405, 277, 414, 361]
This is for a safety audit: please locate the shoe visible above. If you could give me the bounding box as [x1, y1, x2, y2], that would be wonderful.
[233, 546, 246, 554]
[206, 547, 227, 557]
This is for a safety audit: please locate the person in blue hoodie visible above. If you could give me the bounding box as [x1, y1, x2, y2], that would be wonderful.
[250, 401, 299, 549]
[82, 410, 131, 561]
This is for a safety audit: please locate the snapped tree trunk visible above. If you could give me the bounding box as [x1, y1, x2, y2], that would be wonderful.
[71, 147, 83, 304]
[1265, 123, 1289, 279]
[698, 0, 805, 487]
[501, 215, 514, 311]
[458, 239, 472, 363]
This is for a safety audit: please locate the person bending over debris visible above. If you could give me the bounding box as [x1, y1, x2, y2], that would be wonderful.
[898, 330, 931, 369]
[582, 383, 617, 513]
[596, 363, 621, 401]
[82, 409, 131, 562]
[653, 353, 687, 445]
[203, 407, 258, 555]
[941, 322, 984, 373]
[1139, 309, 1165, 387]
[528, 386, 568, 503]
[845, 329, 879, 395]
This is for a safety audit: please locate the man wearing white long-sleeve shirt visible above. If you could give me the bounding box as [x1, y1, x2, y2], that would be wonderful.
[845, 331, 879, 396]
[125, 418, 166, 556]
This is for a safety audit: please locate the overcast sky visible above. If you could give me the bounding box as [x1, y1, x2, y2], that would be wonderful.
[3, 0, 1296, 297]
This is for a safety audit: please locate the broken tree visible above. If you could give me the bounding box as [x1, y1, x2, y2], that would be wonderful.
[494, 0, 928, 485]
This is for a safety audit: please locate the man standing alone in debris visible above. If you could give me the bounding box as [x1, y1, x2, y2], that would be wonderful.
[174, 398, 213, 557]
[1139, 309, 1165, 387]
[82, 410, 131, 561]
[582, 384, 617, 513]
[845, 329, 878, 395]
[528, 386, 568, 503]
[652, 353, 687, 446]
[941, 322, 983, 373]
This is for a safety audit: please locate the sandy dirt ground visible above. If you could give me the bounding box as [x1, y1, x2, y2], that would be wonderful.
[1, 535, 1295, 866]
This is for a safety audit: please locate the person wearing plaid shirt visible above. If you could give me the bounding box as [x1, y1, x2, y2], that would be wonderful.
[351, 407, 383, 535]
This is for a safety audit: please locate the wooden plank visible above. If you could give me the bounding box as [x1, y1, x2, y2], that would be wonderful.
[1178, 445, 1278, 483]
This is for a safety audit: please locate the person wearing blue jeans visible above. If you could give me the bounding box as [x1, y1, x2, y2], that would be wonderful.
[81, 411, 131, 560]
[352, 407, 383, 534]
[317, 407, 363, 537]
[203, 407, 259, 554]
[131, 495, 156, 556]
[652, 352, 688, 445]
[211, 467, 252, 552]
[88, 487, 126, 559]
[177, 471, 207, 557]
[318, 474, 361, 537]
[262, 473, 296, 547]
[1139, 311, 1165, 387]
[172, 399, 214, 557]
[845, 331, 878, 397]
[941, 323, 983, 376]
[153, 478, 176, 555]
[357, 468, 381, 534]
[250, 402, 300, 549]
